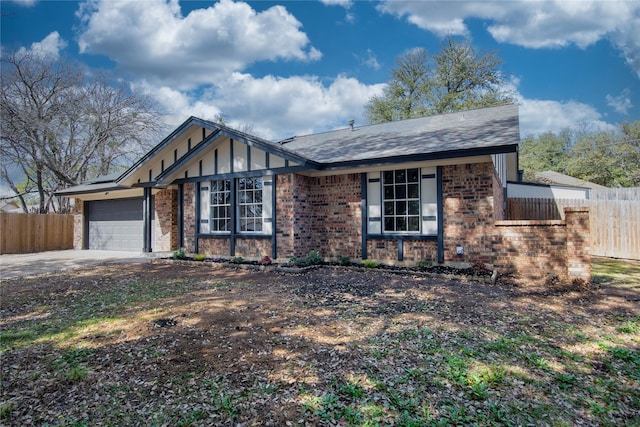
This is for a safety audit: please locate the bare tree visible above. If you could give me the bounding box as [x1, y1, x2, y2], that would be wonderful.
[1, 51, 163, 212]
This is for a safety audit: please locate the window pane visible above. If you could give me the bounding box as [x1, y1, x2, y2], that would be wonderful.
[396, 217, 407, 231]
[384, 217, 394, 232]
[408, 184, 419, 198]
[384, 201, 394, 215]
[408, 217, 420, 231]
[407, 168, 419, 182]
[384, 186, 394, 199]
[383, 171, 393, 184]
[395, 169, 406, 183]
[395, 184, 406, 199]
[396, 201, 406, 215]
[408, 200, 420, 215]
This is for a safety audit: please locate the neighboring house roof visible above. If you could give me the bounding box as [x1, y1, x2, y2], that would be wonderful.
[0, 199, 23, 213]
[535, 171, 607, 189]
[279, 104, 519, 167]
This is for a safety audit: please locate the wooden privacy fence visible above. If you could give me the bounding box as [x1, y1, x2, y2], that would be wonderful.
[507, 188, 640, 260]
[0, 213, 74, 254]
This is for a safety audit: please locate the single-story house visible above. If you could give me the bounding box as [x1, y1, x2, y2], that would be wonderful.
[59, 104, 591, 281]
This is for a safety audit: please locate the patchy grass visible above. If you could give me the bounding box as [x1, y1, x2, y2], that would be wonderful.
[0, 258, 638, 426]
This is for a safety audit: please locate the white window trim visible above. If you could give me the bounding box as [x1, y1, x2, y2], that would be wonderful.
[367, 167, 438, 236]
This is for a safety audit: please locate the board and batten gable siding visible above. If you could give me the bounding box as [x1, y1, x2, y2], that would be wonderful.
[123, 125, 211, 185]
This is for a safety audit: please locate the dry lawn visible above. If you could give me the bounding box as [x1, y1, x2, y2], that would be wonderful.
[1, 258, 639, 426]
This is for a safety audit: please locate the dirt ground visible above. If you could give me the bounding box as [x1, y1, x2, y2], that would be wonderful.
[1, 261, 639, 426]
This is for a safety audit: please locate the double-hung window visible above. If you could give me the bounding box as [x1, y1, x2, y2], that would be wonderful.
[210, 180, 231, 232]
[367, 167, 438, 236]
[238, 177, 263, 232]
[199, 176, 272, 235]
[383, 168, 420, 232]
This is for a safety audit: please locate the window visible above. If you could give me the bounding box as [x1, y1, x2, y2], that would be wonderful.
[237, 177, 263, 232]
[199, 175, 272, 236]
[383, 168, 420, 232]
[210, 180, 230, 232]
[367, 167, 438, 236]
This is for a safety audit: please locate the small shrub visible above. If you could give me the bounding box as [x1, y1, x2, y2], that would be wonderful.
[173, 247, 186, 260]
[416, 260, 433, 270]
[259, 255, 273, 266]
[66, 365, 88, 382]
[289, 256, 299, 265]
[230, 256, 244, 264]
[337, 255, 351, 266]
[193, 253, 206, 262]
[471, 261, 491, 275]
[305, 250, 323, 265]
[362, 259, 378, 268]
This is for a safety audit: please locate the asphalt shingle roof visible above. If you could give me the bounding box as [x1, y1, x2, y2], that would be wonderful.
[279, 104, 519, 165]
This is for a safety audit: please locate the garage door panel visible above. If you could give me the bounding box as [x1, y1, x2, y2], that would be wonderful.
[88, 198, 143, 251]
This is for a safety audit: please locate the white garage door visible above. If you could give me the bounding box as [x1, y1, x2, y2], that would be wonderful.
[88, 198, 143, 251]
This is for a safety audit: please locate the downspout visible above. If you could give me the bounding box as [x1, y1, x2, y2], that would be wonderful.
[437, 166, 444, 264]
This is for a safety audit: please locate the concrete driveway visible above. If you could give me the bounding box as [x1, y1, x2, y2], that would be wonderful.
[0, 250, 157, 280]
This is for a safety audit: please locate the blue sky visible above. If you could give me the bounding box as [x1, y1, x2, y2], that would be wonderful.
[1, 0, 639, 141]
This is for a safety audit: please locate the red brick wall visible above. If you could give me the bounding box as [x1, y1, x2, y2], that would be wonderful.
[198, 237, 230, 257]
[493, 207, 591, 282]
[307, 173, 362, 259]
[71, 199, 84, 250]
[183, 183, 196, 253]
[493, 219, 568, 281]
[275, 173, 317, 258]
[234, 238, 271, 259]
[493, 167, 506, 221]
[564, 207, 591, 281]
[441, 163, 495, 265]
[153, 189, 178, 252]
[178, 163, 591, 283]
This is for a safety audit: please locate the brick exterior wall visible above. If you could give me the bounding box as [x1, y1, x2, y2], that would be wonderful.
[183, 182, 196, 253]
[493, 219, 568, 281]
[71, 199, 84, 250]
[198, 236, 230, 257]
[564, 207, 591, 281]
[153, 189, 178, 252]
[493, 207, 591, 283]
[493, 167, 506, 221]
[441, 163, 495, 265]
[235, 238, 272, 259]
[307, 174, 362, 259]
[275, 173, 314, 258]
[178, 162, 591, 283]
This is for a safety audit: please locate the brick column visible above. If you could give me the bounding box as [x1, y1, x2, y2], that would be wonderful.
[564, 207, 591, 282]
[71, 199, 84, 250]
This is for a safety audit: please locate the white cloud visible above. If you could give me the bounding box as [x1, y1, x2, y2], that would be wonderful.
[137, 74, 384, 140]
[498, 76, 613, 136]
[76, 0, 321, 90]
[319, 0, 352, 7]
[8, 0, 37, 6]
[17, 32, 67, 60]
[606, 90, 633, 115]
[518, 98, 614, 137]
[356, 49, 381, 71]
[377, 0, 640, 76]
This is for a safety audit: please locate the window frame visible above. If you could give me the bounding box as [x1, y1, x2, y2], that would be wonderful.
[209, 179, 231, 233]
[367, 167, 438, 237]
[236, 176, 264, 234]
[382, 168, 421, 234]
